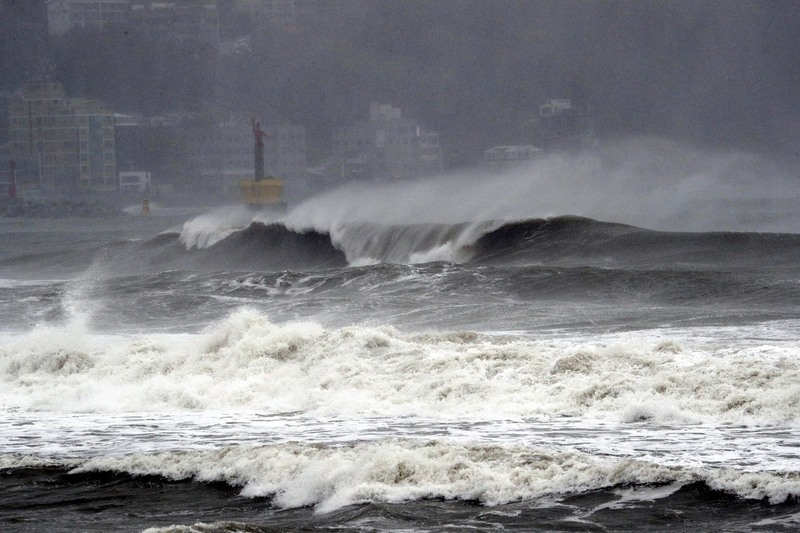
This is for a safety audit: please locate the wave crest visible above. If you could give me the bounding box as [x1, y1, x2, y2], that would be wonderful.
[161, 212, 800, 271]
[18, 439, 792, 511]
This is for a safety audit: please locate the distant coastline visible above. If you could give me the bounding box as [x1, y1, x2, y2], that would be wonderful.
[0, 198, 122, 218]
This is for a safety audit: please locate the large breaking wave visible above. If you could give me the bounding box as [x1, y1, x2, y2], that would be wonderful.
[4, 214, 795, 277]
[165, 215, 800, 272]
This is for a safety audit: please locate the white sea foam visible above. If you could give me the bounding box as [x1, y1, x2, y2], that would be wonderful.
[1, 308, 799, 424]
[7, 439, 795, 512]
[179, 206, 278, 250]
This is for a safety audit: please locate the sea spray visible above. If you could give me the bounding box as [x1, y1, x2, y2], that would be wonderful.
[283, 138, 800, 234]
[179, 205, 258, 250]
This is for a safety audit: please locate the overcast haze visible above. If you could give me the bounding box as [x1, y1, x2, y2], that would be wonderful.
[2, 0, 799, 168]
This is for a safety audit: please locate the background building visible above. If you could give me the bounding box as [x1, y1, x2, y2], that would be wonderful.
[332, 103, 442, 180]
[116, 113, 306, 197]
[534, 98, 596, 149]
[8, 82, 116, 193]
[233, 0, 317, 30]
[185, 116, 306, 192]
[114, 113, 188, 194]
[46, 0, 130, 36]
[46, 0, 219, 45]
[129, 0, 219, 45]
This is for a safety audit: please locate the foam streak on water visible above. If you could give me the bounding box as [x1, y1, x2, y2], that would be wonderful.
[2, 412, 798, 472]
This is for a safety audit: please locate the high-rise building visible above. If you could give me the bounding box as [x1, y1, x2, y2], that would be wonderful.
[333, 103, 443, 179]
[114, 113, 188, 190]
[46, 0, 219, 45]
[8, 83, 117, 192]
[234, 0, 317, 30]
[129, 0, 219, 45]
[46, 0, 130, 35]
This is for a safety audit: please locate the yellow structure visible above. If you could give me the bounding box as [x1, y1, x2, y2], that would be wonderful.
[238, 177, 284, 206]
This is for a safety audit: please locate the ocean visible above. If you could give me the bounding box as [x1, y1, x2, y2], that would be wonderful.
[2, 164, 800, 531]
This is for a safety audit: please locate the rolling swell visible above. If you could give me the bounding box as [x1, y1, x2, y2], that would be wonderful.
[0, 238, 141, 278]
[21, 216, 795, 275]
[201, 216, 800, 272]
[204, 221, 347, 270]
[99, 223, 349, 273]
[473, 216, 800, 270]
[3, 461, 797, 533]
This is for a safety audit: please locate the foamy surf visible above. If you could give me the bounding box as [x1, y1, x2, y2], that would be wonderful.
[3, 174, 800, 531]
[3, 439, 799, 513]
[2, 308, 799, 425]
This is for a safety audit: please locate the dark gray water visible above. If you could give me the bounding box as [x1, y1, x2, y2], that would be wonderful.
[1, 211, 799, 532]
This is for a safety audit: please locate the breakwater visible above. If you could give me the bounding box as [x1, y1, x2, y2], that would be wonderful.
[0, 198, 121, 218]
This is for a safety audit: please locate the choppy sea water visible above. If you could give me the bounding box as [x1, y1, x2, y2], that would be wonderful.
[1, 200, 800, 532]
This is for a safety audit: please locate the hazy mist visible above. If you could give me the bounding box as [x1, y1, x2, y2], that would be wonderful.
[3, 0, 799, 165]
[285, 137, 799, 234]
[2, 0, 799, 234]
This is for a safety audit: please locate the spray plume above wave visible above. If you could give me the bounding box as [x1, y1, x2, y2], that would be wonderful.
[283, 138, 800, 234]
[166, 215, 800, 275]
[156, 138, 800, 272]
[4, 138, 793, 277]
